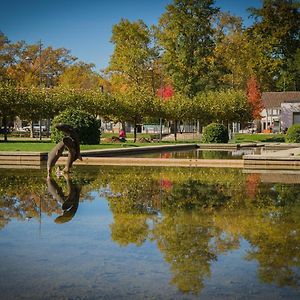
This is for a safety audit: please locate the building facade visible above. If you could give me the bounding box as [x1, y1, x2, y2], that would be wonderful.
[261, 92, 300, 133]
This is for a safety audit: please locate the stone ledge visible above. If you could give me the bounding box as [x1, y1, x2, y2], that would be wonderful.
[57, 157, 245, 168]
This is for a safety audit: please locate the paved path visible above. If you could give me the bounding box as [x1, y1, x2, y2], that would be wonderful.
[264, 147, 300, 157]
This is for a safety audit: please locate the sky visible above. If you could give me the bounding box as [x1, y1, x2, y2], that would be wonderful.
[0, 0, 262, 71]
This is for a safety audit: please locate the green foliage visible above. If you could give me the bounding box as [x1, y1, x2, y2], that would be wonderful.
[107, 18, 158, 94]
[157, 0, 219, 96]
[202, 123, 229, 143]
[51, 109, 100, 144]
[58, 62, 103, 89]
[247, 0, 300, 91]
[285, 124, 300, 143]
[233, 133, 285, 143]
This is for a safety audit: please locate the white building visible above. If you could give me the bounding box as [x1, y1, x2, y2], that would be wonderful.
[261, 92, 300, 133]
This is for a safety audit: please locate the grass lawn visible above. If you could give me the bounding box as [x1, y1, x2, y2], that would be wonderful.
[0, 133, 288, 152]
[0, 140, 177, 152]
[232, 133, 286, 143]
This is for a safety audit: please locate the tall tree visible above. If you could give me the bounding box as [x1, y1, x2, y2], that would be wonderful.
[4, 40, 76, 87]
[107, 18, 158, 94]
[213, 12, 254, 90]
[246, 76, 264, 120]
[247, 0, 300, 91]
[156, 0, 219, 97]
[58, 62, 106, 90]
[0, 31, 11, 82]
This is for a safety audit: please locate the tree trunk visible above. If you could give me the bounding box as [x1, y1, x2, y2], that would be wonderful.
[30, 121, 34, 138]
[134, 120, 137, 143]
[174, 120, 177, 141]
[3, 116, 8, 142]
[38, 119, 42, 141]
[46, 119, 51, 137]
[122, 122, 126, 132]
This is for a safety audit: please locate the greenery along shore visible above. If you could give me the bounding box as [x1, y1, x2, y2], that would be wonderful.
[0, 133, 286, 152]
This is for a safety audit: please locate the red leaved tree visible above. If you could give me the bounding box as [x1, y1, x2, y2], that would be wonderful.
[157, 85, 174, 100]
[246, 76, 264, 119]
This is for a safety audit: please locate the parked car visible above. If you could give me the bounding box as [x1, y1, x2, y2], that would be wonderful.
[22, 125, 47, 132]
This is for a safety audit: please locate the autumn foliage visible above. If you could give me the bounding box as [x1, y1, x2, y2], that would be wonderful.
[157, 85, 174, 100]
[246, 76, 264, 119]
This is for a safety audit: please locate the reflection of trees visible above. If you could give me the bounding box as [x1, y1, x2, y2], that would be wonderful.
[0, 168, 98, 229]
[214, 205, 300, 288]
[104, 168, 242, 294]
[103, 167, 300, 293]
[0, 171, 60, 229]
[110, 213, 149, 246]
[153, 212, 216, 294]
[245, 211, 300, 287]
[163, 180, 230, 211]
[1, 166, 300, 293]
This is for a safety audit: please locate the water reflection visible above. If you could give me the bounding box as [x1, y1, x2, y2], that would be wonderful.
[47, 174, 81, 223]
[0, 166, 300, 298]
[128, 148, 261, 159]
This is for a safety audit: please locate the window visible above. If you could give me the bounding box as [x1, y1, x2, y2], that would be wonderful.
[293, 112, 300, 124]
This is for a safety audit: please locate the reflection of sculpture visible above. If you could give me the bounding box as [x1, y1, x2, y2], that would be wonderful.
[47, 123, 82, 177]
[46, 173, 81, 223]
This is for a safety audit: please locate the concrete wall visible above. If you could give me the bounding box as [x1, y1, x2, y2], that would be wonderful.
[281, 102, 300, 130]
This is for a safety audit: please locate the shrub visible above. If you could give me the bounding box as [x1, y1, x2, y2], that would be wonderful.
[51, 109, 100, 144]
[285, 124, 300, 143]
[202, 123, 229, 143]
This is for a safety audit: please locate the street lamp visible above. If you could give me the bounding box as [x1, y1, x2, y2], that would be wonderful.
[25, 40, 43, 140]
[149, 64, 163, 142]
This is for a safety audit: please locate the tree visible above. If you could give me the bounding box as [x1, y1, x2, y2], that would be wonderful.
[107, 19, 159, 140]
[58, 62, 105, 90]
[247, 76, 264, 120]
[0, 31, 12, 82]
[247, 0, 300, 91]
[156, 0, 219, 97]
[114, 89, 160, 142]
[5, 40, 76, 87]
[0, 83, 20, 141]
[107, 18, 158, 94]
[213, 12, 255, 90]
[19, 87, 54, 138]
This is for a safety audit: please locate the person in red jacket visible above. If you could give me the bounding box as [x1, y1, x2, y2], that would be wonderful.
[119, 129, 126, 142]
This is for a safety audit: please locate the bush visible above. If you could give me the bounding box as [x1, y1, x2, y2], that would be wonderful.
[202, 123, 229, 143]
[51, 109, 100, 144]
[285, 124, 300, 143]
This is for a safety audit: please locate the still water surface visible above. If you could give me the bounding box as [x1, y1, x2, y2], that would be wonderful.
[126, 148, 262, 159]
[0, 166, 300, 299]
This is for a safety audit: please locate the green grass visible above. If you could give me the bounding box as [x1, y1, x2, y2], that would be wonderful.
[0, 140, 175, 152]
[0, 132, 288, 152]
[232, 133, 285, 143]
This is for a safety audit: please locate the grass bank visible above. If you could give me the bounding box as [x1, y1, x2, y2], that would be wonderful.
[0, 140, 177, 152]
[0, 133, 288, 152]
[232, 133, 285, 143]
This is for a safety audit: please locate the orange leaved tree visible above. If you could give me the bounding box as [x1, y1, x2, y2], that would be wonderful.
[247, 76, 264, 119]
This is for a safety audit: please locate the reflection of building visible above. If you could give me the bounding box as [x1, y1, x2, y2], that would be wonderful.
[261, 92, 300, 133]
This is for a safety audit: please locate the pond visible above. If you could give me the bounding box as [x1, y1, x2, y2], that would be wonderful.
[0, 166, 300, 299]
[126, 148, 260, 159]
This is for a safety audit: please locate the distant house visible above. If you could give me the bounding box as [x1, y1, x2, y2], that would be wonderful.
[261, 92, 300, 133]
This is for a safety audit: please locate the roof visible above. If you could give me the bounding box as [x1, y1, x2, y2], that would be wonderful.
[262, 92, 300, 108]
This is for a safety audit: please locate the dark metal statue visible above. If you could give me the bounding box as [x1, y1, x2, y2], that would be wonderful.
[47, 173, 81, 223]
[47, 123, 82, 177]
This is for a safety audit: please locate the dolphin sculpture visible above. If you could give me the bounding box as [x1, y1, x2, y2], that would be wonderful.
[47, 123, 82, 177]
[55, 123, 82, 161]
[47, 141, 65, 177]
[46, 173, 81, 223]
